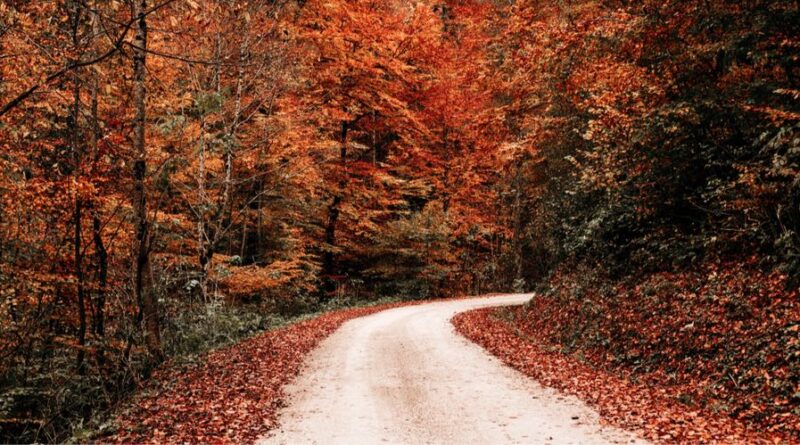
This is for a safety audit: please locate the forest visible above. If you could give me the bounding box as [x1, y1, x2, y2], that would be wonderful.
[1, 0, 798, 443]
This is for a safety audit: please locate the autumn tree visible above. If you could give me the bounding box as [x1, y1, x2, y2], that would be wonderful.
[297, 0, 435, 297]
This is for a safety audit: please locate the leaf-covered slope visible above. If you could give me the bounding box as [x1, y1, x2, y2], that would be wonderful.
[453, 307, 783, 444]
[111, 302, 414, 444]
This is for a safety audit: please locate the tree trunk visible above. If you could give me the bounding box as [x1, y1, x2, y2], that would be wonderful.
[199, 244, 212, 302]
[69, 0, 87, 373]
[89, 4, 108, 358]
[132, 0, 162, 362]
[322, 121, 348, 297]
[92, 214, 108, 337]
[197, 114, 209, 301]
[513, 164, 524, 287]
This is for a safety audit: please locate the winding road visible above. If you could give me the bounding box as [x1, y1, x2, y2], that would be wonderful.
[258, 294, 646, 445]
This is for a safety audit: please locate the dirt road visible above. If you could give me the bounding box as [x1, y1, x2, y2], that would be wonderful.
[258, 294, 646, 445]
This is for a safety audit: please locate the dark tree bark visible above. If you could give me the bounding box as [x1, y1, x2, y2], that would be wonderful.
[68, 0, 87, 373]
[321, 121, 348, 298]
[89, 5, 108, 365]
[131, 0, 163, 362]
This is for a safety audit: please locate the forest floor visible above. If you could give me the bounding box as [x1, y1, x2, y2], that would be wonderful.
[259, 294, 643, 445]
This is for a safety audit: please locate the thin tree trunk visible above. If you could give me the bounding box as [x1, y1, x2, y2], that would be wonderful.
[74, 198, 86, 370]
[198, 32, 221, 292]
[199, 245, 211, 302]
[513, 164, 524, 287]
[89, 3, 108, 358]
[195, 34, 243, 302]
[69, 0, 87, 373]
[92, 215, 108, 336]
[197, 114, 209, 301]
[240, 214, 247, 260]
[132, 0, 162, 362]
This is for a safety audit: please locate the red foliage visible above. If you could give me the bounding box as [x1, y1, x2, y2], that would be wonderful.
[453, 306, 787, 444]
[111, 302, 416, 444]
[524, 260, 800, 440]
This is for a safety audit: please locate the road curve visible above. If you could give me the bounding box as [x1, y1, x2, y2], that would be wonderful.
[258, 294, 646, 445]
